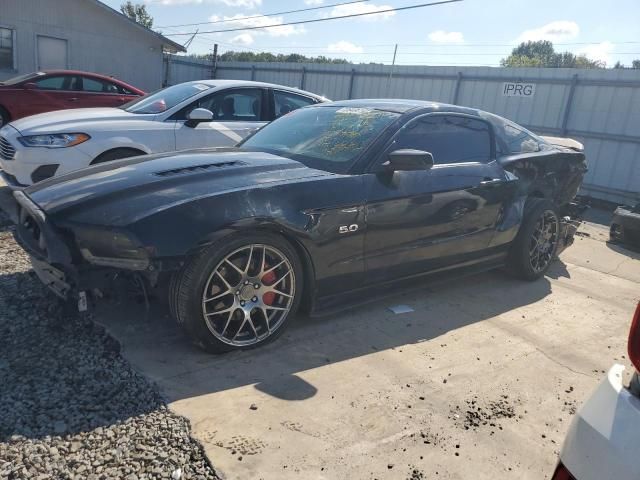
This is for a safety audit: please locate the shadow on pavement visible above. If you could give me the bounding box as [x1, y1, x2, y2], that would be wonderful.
[94, 263, 557, 406]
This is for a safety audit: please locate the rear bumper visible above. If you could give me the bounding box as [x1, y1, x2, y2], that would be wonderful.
[559, 364, 640, 480]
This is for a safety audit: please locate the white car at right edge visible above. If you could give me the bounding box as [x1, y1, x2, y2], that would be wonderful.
[553, 302, 640, 480]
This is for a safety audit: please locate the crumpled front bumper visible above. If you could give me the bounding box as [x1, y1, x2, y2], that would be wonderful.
[12, 190, 77, 299]
[559, 365, 640, 480]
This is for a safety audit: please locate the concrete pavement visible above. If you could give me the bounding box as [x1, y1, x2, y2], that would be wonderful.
[96, 218, 640, 480]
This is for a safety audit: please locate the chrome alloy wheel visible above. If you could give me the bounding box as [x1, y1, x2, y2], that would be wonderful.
[201, 244, 295, 347]
[529, 210, 559, 273]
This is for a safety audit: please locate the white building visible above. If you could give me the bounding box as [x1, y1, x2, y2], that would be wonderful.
[0, 0, 185, 91]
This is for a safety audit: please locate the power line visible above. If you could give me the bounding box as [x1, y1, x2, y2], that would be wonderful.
[164, 0, 463, 36]
[221, 41, 640, 50]
[157, 0, 371, 29]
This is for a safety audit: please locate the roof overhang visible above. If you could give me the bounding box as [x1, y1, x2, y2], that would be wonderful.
[89, 0, 186, 53]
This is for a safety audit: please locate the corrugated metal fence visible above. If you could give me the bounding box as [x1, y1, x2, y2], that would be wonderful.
[165, 55, 640, 205]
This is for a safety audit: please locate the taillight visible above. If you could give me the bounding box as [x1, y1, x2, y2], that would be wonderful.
[628, 302, 640, 372]
[552, 462, 577, 480]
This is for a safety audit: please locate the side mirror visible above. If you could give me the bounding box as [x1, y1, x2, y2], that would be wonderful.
[386, 149, 434, 171]
[23, 82, 38, 90]
[185, 108, 214, 127]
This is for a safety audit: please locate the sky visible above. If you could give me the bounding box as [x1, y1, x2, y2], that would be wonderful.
[102, 0, 640, 67]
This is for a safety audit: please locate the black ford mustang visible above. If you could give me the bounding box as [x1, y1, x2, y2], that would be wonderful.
[12, 100, 587, 353]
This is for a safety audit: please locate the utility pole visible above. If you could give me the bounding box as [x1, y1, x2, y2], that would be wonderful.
[212, 43, 218, 79]
[386, 43, 398, 96]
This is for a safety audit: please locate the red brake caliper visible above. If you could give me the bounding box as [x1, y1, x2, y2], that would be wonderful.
[261, 262, 276, 306]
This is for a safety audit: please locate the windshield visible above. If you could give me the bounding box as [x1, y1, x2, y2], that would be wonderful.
[121, 83, 212, 114]
[1, 72, 45, 85]
[240, 106, 399, 173]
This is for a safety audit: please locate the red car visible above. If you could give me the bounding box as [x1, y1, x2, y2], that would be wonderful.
[0, 70, 145, 127]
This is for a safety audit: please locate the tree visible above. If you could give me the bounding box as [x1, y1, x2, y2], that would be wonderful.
[501, 40, 604, 69]
[212, 51, 350, 64]
[633, 60, 640, 69]
[614, 61, 625, 69]
[120, 1, 153, 29]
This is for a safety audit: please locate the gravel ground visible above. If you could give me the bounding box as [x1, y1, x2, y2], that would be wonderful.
[0, 209, 219, 479]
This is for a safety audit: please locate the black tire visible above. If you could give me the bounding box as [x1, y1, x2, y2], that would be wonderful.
[609, 223, 624, 244]
[508, 198, 560, 281]
[90, 148, 145, 165]
[170, 232, 304, 353]
[0, 106, 10, 128]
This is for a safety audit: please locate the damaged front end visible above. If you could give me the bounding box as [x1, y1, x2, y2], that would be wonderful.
[556, 199, 588, 257]
[12, 191, 157, 311]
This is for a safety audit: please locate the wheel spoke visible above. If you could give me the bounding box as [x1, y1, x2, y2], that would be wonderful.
[265, 305, 289, 311]
[215, 270, 233, 290]
[262, 259, 285, 277]
[273, 269, 292, 286]
[243, 245, 254, 274]
[260, 306, 272, 330]
[224, 258, 244, 275]
[220, 310, 234, 337]
[266, 287, 293, 299]
[204, 288, 233, 303]
[232, 312, 250, 341]
[247, 312, 259, 338]
[206, 305, 236, 317]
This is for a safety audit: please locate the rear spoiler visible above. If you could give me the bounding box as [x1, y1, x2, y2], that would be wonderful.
[540, 135, 584, 152]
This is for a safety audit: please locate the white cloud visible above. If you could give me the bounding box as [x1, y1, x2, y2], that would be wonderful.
[146, 0, 261, 6]
[517, 20, 580, 43]
[230, 33, 254, 45]
[578, 41, 613, 65]
[210, 13, 306, 37]
[428, 30, 464, 44]
[327, 41, 363, 54]
[304, 0, 324, 4]
[329, 3, 395, 21]
[217, 0, 261, 7]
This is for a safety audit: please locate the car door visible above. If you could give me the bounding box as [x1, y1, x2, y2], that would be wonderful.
[174, 87, 268, 150]
[21, 74, 81, 116]
[363, 113, 515, 283]
[75, 75, 128, 108]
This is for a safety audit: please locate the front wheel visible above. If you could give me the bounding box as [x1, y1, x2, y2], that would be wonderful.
[171, 233, 303, 353]
[508, 198, 560, 281]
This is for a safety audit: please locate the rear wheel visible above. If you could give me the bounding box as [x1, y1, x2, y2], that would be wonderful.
[90, 148, 145, 165]
[0, 106, 10, 128]
[171, 233, 303, 353]
[508, 198, 560, 281]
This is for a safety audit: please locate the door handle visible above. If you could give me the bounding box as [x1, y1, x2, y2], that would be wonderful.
[67, 97, 79, 102]
[480, 178, 503, 186]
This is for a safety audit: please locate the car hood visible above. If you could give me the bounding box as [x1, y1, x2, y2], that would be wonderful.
[25, 148, 331, 225]
[9, 108, 150, 134]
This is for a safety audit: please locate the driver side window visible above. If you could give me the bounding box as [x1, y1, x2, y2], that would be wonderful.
[391, 115, 492, 165]
[178, 88, 264, 122]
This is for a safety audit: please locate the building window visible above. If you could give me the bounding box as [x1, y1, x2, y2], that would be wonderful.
[0, 27, 15, 70]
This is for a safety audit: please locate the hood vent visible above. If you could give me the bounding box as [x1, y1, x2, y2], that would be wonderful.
[154, 161, 245, 178]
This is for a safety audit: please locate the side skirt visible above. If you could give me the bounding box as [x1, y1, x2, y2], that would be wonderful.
[310, 251, 508, 317]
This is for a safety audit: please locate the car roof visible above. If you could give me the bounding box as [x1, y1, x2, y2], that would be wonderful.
[322, 98, 482, 115]
[39, 70, 143, 90]
[181, 79, 328, 100]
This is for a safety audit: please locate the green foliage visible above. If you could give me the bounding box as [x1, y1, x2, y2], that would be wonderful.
[120, 1, 154, 29]
[215, 51, 350, 64]
[501, 41, 604, 69]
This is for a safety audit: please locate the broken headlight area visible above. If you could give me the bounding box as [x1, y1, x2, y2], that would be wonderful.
[72, 226, 151, 271]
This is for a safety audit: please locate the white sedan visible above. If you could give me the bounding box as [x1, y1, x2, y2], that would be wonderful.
[0, 80, 327, 187]
[553, 302, 640, 480]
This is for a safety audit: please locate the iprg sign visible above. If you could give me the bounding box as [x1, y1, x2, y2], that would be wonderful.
[502, 82, 535, 97]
